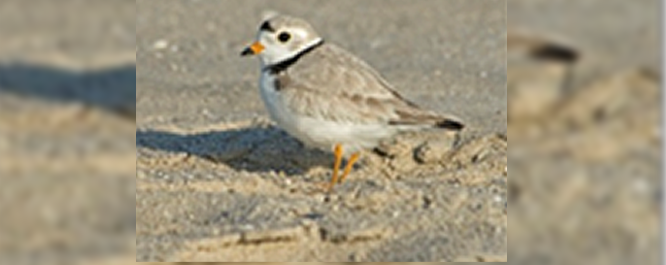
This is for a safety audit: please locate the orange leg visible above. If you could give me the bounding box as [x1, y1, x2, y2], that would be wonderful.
[327, 144, 344, 192]
[338, 152, 360, 184]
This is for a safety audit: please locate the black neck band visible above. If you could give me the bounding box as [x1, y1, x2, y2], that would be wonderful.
[264, 39, 325, 74]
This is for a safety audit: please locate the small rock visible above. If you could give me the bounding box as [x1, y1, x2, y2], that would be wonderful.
[375, 138, 411, 158]
[415, 137, 456, 164]
[152, 39, 169, 50]
[389, 154, 418, 172]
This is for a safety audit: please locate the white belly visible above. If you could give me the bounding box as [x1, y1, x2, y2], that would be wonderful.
[258, 73, 393, 154]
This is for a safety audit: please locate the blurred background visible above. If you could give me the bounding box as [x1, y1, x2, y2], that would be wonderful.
[508, 0, 661, 264]
[0, 0, 661, 264]
[0, 0, 136, 264]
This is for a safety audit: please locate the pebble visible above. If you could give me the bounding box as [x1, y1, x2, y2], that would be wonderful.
[414, 138, 455, 164]
[153, 39, 169, 50]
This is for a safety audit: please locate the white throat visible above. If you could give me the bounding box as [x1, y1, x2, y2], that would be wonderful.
[261, 37, 323, 67]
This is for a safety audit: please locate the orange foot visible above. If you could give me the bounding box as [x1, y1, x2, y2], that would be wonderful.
[325, 144, 360, 193]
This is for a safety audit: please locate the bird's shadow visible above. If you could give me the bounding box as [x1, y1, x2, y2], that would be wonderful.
[0, 62, 136, 117]
[136, 125, 335, 175]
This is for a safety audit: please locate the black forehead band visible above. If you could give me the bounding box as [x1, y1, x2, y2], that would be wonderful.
[259, 21, 276, 32]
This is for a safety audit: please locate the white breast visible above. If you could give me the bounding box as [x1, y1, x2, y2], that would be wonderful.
[259, 73, 289, 126]
[259, 72, 307, 142]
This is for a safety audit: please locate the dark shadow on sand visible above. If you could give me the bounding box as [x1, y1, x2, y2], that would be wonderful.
[0, 62, 136, 118]
[136, 126, 333, 175]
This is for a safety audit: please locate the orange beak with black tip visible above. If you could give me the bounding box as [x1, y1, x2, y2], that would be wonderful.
[241, 41, 264, 56]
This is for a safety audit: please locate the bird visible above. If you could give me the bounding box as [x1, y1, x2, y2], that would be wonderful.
[240, 14, 464, 192]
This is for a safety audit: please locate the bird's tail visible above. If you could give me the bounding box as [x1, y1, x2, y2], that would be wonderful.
[389, 108, 465, 131]
[435, 118, 465, 131]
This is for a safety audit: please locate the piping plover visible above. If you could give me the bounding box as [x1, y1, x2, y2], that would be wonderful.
[241, 14, 464, 191]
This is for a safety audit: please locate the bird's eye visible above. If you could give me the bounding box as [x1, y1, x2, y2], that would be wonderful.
[277, 32, 291, 43]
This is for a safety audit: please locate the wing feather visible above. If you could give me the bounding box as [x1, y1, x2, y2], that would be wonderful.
[275, 43, 462, 129]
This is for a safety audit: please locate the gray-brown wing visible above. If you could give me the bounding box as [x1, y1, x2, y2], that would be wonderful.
[276, 44, 403, 124]
[277, 44, 463, 128]
[275, 71, 399, 124]
[287, 44, 410, 102]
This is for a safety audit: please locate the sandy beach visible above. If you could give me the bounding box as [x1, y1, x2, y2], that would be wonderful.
[0, 0, 659, 263]
[137, 0, 506, 261]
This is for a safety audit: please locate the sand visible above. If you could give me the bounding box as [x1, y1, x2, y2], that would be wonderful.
[137, 0, 506, 262]
[0, 0, 659, 263]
